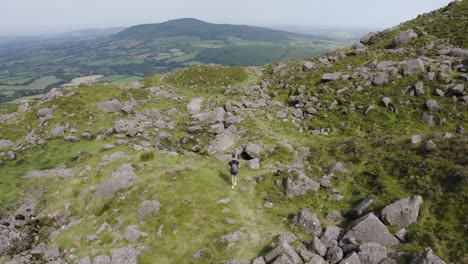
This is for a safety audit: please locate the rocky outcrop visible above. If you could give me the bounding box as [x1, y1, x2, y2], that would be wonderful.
[263, 242, 302, 264]
[410, 247, 446, 264]
[292, 210, 321, 236]
[24, 167, 75, 178]
[343, 213, 399, 247]
[99, 99, 122, 113]
[137, 200, 161, 222]
[358, 242, 387, 264]
[110, 246, 140, 264]
[392, 29, 418, 48]
[381, 196, 423, 229]
[285, 173, 320, 198]
[0, 139, 14, 150]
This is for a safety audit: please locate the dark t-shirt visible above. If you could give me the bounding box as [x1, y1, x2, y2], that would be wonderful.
[229, 160, 239, 175]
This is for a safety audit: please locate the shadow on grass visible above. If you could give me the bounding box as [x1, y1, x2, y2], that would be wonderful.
[218, 171, 231, 186]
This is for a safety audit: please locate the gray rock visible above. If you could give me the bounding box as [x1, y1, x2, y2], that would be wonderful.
[94, 164, 137, 199]
[422, 113, 435, 127]
[349, 197, 374, 218]
[423, 140, 437, 151]
[307, 254, 327, 264]
[101, 151, 126, 163]
[187, 97, 203, 114]
[110, 246, 139, 264]
[426, 100, 441, 111]
[278, 232, 297, 244]
[321, 226, 344, 248]
[403, 59, 425, 75]
[65, 135, 80, 142]
[246, 158, 260, 170]
[392, 29, 418, 48]
[93, 255, 111, 264]
[138, 200, 161, 222]
[381, 97, 392, 108]
[339, 252, 361, 264]
[343, 213, 399, 247]
[456, 125, 464, 134]
[244, 143, 261, 159]
[81, 132, 93, 141]
[130, 81, 144, 89]
[326, 246, 343, 264]
[358, 243, 387, 264]
[121, 104, 134, 115]
[302, 61, 316, 71]
[395, 228, 407, 243]
[273, 63, 288, 75]
[292, 210, 322, 236]
[414, 82, 425, 96]
[0, 139, 14, 150]
[322, 73, 341, 81]
[50, 125, 65, 138]
[271, 254, 294, 264]
[411, 135, 422, 144]
[124, 225, 148, 242]
[296, 247, 314, 262]
[310, 237, 327, 257]
[450, 48, 468, 57]
[328, 162, 352, 175]
[37, 107, 54, 118]
[329, 193, 344, 201]
[220, 230, 243, 244]
[264, 242, 302, 264]
[192, 107, 225, 124]
[326, 211, 342, 224]
[360, 32, 376, 45]
[451, 84, 464, 95]
[224, 260, 241, 264]
[410, 247, 446, 264]
[98, 99, 122, 113]
[253, 256, 266, 264]
[277, 110, 289, 119]
[365, 105, 376, 115]
[381, 196, 423, 229]
[285, 173, 320, 198]
[24, 167, 75, 179]
[206, 133, 236, 155]
[373, 74, 388, 85]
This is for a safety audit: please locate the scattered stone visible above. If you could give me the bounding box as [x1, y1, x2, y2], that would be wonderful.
[76, 256, 91, 264]
[187, 97, 203, 114]
[285, 173, 320, 198]
[94, 164, 137, 199]
[343, 213, 399, 247]
[403, 59, 425, 75]
[349, 197, 374, 218]
[137, 200, 161, 222]
[422, 113, 435, 127]
[302, 61, 316, 71]
[340, 252, 361, 264]
[381, 97, 392, 108]
[426, 100, 441, 111]
[395, 228, 407, 243]
[65, 135, 81, 142]
[24, 167, 75, 178]
[264, 202, 273, 208]
[451, 84, 464, 95]
[81, 132, 93, 141]
[410, 247, 446, 264]
[50, 125, 65, 138]
[0, 139, 14, 150]
[292, 210, 322, 236]
[110, 246, 140, 264]
[411, 135, 422, 144]
[326, 246, 343, 264]
[326, 211, 342, 224]
[322, 73, 341, 81]
[365, 105, 376, 115]
[101, 151, 126, 163]
[218, 198, 231, 204]
[414, 82, 425, 96]
[423, 140, 437, 151]
[124, 225, 148, 242]
[278, 232, 297, 244]
[456, 125, 464, 134]
[93, 255, 111, 264]
[101, 144, 115, 150]
[358, 242, 387, 264]
[253, 256, 266, 264]
[392, 29, 418, 48]
[329, 193, 344, 201]
[246, 158, 260, 170]
[381, 196, 423, 229]
[360, 32, 376, 45]
[99, 99, 122, 113]
[220, 230, 243, 244]
[121, 105, 134, 115]
[328, 162, 352, 175]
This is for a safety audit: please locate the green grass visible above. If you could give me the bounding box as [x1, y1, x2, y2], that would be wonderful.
[98, 75, 143, 83]
[0, 76, 61, 91]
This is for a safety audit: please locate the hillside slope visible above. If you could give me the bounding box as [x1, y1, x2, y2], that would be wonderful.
[0, 1, 467, 264]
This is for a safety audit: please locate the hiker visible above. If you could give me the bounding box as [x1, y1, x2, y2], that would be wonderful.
[228, 154, 239, 189]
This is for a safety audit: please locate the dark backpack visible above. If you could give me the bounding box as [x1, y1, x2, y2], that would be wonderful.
[231, 160, 238, 174]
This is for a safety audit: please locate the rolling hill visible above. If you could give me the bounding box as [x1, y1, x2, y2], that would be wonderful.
[0, 19, 349, 103]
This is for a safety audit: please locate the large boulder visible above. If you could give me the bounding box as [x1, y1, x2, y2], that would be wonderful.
[343, 213, 399, 247]
[320, 226, 344, 248]
[403, 59, 425, 75]
[426, 100, 441, 111]
[322, 73, 341, 81]
[381, 196, 423, 229]
[244, 143, 261, 159]
[410, 247, 446, 264]
[206, 133, 236, 155]
[348, 197, 374, 218]
[339, 252, 361, 264]
[187, 97, 204, 114]
[392, 29, 418, 48]
[292, 210, 322, 236]
[285, 173, 320, 198]
[192, 107, 225, 124]
[50, 125, 65, 138]
[360, 32, 376, 45]
[123, 225, 148, 242]
[358, 242, 387, 264]
[326, 246, 343, 264]
[94, 164, 137, 199]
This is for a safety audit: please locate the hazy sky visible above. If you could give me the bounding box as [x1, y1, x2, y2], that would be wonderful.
[1, 0, 453, 35]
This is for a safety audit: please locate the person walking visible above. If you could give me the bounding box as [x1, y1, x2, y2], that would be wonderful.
[228, 154, 239, 189]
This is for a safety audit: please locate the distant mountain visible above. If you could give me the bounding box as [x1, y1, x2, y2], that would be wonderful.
[52, 27, 126, 41]
[114, 18, 304, 42]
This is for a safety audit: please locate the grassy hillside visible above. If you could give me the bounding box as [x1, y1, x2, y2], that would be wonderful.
[0, 1, 467, 264]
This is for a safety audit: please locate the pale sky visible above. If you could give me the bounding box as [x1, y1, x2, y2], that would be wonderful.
[1, 0, 453, 35]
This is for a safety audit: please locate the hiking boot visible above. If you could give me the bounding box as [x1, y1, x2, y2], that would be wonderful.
[231, 185, 235, 189]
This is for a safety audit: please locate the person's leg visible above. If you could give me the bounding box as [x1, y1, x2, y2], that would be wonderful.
[233, 175, 237, 186]
[231, 175, 235, 188]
